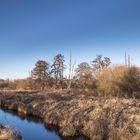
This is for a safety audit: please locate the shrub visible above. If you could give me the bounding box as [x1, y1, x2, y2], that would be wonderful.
[118, 66, 140, 98]
[96, 66, 128, 97]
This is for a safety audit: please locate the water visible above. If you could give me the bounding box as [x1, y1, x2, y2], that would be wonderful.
[0, 109, 62, 140]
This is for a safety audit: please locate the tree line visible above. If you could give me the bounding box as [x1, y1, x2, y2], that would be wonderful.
[0, 53, 140, 98]
[31, 54, 65, 90]
[31, 54, 111, 90]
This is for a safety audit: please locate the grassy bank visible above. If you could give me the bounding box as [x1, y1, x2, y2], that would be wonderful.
[0, 91, 140, 140]
[0, 125, 22, 140]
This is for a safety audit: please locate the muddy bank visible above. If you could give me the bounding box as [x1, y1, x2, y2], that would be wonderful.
[0, 92, 140, 140]
[0, 125, 22, 140]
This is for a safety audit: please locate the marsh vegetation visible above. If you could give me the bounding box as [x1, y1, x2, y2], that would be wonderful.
[0, 54, 140, 140]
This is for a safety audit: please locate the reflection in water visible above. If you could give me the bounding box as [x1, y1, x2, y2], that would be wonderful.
[0, 109, 88, 140]
[0, 109, 61, 140]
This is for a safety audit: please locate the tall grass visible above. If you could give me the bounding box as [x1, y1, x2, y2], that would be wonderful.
[96, 66, 140, 98]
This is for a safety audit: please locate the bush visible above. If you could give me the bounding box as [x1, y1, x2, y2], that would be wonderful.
[96, 66, 140, 98]
[118, 66, 140, 98]
[96, 66, 127, 97]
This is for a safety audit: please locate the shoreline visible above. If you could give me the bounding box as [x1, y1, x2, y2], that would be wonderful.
[0, 125, 22, 140]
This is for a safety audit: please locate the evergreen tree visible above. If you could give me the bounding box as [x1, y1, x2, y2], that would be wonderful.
[31, 60, 49, 90]
[92, 55, 111, 72]
[51, 54, 65, 88]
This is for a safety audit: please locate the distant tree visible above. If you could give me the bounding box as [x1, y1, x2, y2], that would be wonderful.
[125, 52, 127, 67]
[76, 62, 91, 78]
[92, 55, 111, 72]
[75, 62, 96, 88]
[51, 54, 65, 88]
[125, 53, 132, 67]
[31, 60, 50, 90]
[0, 79, 9, 89]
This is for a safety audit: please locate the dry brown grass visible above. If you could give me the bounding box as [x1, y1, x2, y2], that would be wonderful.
[96, 66, 128, 97]
[0, 125, 22, 140]
[0, 91, 140, 140]
[96, 66, 140, 98]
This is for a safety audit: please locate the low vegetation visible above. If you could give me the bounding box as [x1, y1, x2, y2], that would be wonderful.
[0, 125, 22, 140]
[0, 92, 140, 140]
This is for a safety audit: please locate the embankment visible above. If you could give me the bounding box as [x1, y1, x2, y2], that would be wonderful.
[0, 91, 140, 140]
[0, 125, 22, 140]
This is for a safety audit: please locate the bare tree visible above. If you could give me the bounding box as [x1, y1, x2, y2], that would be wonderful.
[125, 52, 127, 66]
[31, 60, 49, 90]
[67, 52, 76, 89]
[75, 62, 96, 88]
[92, 55, 111, 72]
[76, 62, 91, 78]
[125, 53, 132, 67]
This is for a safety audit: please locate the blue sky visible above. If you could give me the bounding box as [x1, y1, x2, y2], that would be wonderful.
[0, 0, 140, 79]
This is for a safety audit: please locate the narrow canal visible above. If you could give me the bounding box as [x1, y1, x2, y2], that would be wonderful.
[0, 109, 62, 140]
[0, 109, 87, 140]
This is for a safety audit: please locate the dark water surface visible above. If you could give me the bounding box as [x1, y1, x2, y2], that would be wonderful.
[0, 109, 87, 140]
[0, 109, 62, 140]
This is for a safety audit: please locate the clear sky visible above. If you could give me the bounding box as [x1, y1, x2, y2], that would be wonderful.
[0, 0, 140, 79]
